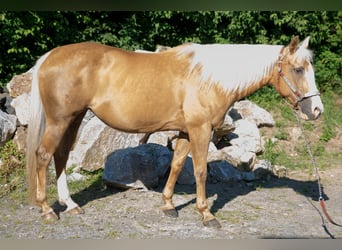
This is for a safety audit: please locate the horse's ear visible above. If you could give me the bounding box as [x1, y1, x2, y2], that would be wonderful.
[289, 36, 300, 54]
[300, 36, 310, 49]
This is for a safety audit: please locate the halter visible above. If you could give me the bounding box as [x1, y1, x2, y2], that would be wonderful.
[277, 47, 320, 106]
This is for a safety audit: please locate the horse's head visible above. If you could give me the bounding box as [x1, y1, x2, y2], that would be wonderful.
[273, 36, 324, 120]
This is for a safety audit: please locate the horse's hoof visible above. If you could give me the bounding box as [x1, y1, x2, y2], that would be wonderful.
[203, 218, 222, 229]
[163, 208, 178, 218]
[41, 210, 59, 223]
[67, 206, 85, 215]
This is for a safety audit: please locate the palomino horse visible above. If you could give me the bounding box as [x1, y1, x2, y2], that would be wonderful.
[26, 36, 323, 228]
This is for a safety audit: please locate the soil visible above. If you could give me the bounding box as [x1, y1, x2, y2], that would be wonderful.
[1, 165, 342, 239]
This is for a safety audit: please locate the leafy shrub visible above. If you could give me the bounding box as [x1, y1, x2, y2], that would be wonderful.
[0, 141, 26, 197]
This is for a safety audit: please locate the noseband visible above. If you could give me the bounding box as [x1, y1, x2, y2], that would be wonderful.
[277, 47, 320, 106]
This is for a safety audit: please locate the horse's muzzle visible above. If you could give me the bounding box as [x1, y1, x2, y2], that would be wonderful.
[297, 96, 324, 120]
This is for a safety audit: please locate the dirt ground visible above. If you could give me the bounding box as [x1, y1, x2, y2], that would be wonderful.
[1, 164, 342, 239]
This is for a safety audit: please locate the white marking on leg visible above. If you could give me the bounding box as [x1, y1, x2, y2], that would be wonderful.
[57, 170, 78, 211]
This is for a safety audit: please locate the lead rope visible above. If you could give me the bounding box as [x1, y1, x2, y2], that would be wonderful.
[293, 110, 342, 232]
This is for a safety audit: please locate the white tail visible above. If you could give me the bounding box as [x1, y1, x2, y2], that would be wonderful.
[26, 52, 50, 204]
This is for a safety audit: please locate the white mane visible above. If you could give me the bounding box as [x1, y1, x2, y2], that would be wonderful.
[178, 43, 283, 92]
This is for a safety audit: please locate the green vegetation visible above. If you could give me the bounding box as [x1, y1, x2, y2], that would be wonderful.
[0, 141, 25, 197]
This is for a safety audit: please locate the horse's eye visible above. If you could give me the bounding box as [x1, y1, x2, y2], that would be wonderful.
[293, 67, 304, 74]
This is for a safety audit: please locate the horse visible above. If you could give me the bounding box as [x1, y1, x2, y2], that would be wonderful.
[26, 36, 324, 228]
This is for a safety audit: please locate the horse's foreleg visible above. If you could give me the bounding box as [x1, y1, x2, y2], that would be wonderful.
[162, 132, 190, 217]
[188, 123, 222, 228]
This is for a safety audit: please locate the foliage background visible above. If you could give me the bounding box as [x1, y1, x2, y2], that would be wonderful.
[0, 11, 341, 93]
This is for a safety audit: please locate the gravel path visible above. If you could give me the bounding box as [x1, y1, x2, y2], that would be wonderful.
[1, 168, 342, 239]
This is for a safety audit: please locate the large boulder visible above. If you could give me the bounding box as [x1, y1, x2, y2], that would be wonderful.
[103, 143, 172, 189]
[66, 115, 145, 172]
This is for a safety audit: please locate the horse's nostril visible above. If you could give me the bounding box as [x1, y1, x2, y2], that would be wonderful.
[314, 107, 322, 118]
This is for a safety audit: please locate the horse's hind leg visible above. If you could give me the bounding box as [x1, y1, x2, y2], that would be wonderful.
[162, 132, 191, 217]
[54, 112, 86, 215]
[36, 121, 73, 221]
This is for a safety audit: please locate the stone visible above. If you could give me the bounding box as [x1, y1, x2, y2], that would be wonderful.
[0, 110, 17, 146]
[273, 165, 287, 178]
[221, 146, 256, 171]
[66, 116, 145, 172]
[10, 92, 31, 126]
[12, 126, 27, 152]
[67, 172, 87, 182]
[208, 160, 242, 183]
[103, 143, 172, 189]
[0, 93, 15, 115]
[227, 119, 263, 154]
[7, 69, 33, 97]
[229, 100, 275, 127]
[252, 160, 273, 179]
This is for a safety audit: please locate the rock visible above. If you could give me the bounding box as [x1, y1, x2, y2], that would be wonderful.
[12, 126, 27, 152]
[7, 69, 33, 97]
[10, 93, 30, 126]
[0, 110, 17, 146]
[229, 100, 275, 127]
[103, 143, 172, 189]
[252, 160, 273, 180]
[0, 93, 15, 115]
[240, 171, 256, 181]
[273, 165, 287, 178]
[67, 172, 87, 182]
[208, 160, 242, 183]
[227, 119, 263, 154]
[66, 116, 145, 172]
[221, 146, 256, 171]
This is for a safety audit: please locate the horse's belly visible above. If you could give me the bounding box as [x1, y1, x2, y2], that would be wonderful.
[89, 99, 186, 133]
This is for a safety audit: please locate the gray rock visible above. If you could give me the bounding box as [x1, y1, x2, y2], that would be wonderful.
[12, 126, 27, 152]
[228, 119, 263, 154]
[221, 146, 256, 171]
[252, 160, 273, 180]
[67, 172, 87, 182]
[10, 93, 30, 126]
[103, 143, 172, 189]
[229, 100, 275, 127]
[0, 93, 15, 115]
[0, 110, 17, 146]
[66, 116, 145, 172]
[208, 160, 242, 182]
